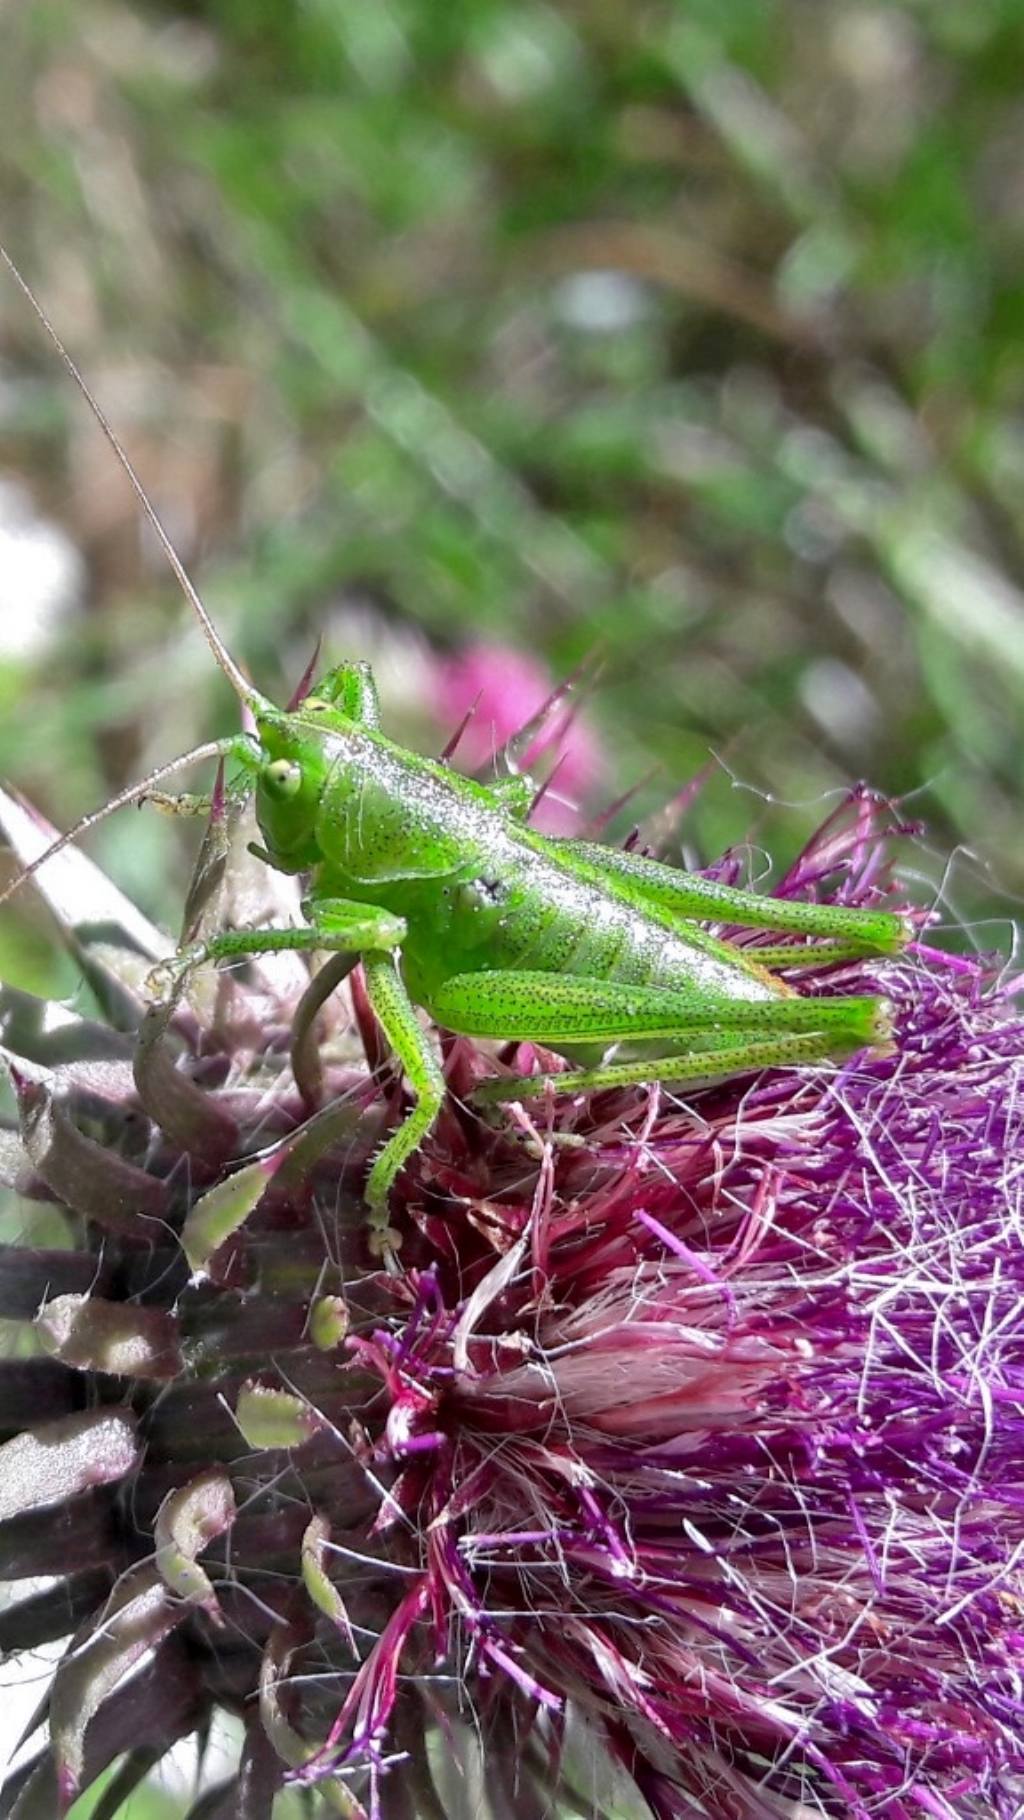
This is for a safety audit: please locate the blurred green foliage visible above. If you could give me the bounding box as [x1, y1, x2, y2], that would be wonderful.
[67, 1766, 183, 1820]
[3, 0, 1024, 980]
[2, 2, 1024, 1809]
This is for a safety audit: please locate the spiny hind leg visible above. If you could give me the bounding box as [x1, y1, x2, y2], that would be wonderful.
[566, 842, 908, 956]
[426, 967, 893, 1106]
[427, 969, 893, 1049]
[734, 939, 894, 969]
[475, 1026, 869, 1105]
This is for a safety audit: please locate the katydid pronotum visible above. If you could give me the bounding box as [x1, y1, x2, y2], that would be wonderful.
[0, 248, 906, 1264]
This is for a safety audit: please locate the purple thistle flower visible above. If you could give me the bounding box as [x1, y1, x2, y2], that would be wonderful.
[0, 771, 1022, 1820]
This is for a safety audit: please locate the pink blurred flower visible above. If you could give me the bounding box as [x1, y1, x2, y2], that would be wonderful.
[435, 640, 603, 832]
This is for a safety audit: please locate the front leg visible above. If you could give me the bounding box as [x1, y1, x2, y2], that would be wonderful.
[147, 897, 407, 997]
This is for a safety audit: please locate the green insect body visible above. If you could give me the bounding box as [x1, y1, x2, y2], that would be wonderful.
[0, 248, 908, 1266]
[166, 656, 903, 1257]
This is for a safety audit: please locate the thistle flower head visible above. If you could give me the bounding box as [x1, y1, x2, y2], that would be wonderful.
[1, 763, 1022, 1820]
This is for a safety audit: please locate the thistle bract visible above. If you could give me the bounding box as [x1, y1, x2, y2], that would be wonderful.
[1, 778, 1021, 1820]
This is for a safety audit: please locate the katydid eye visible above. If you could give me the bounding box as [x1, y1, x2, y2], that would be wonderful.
[264, 759, 302, 799]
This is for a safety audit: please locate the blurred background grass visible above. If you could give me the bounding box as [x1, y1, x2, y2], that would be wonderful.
[2, 1, 1024, 1810]
[3, 0, 1024, 997]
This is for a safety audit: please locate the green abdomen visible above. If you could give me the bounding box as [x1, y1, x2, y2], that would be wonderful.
[309, 751, 781, 1009]
[394, 845, 781, 1010]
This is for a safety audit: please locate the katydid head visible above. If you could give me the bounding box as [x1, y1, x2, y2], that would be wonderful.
[247, 659, 385, 871]
[250, 706, 338, 872]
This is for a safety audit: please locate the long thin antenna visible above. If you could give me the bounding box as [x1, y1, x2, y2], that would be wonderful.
[0, 737, 250, 909]
[0, 245, 268, 711]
